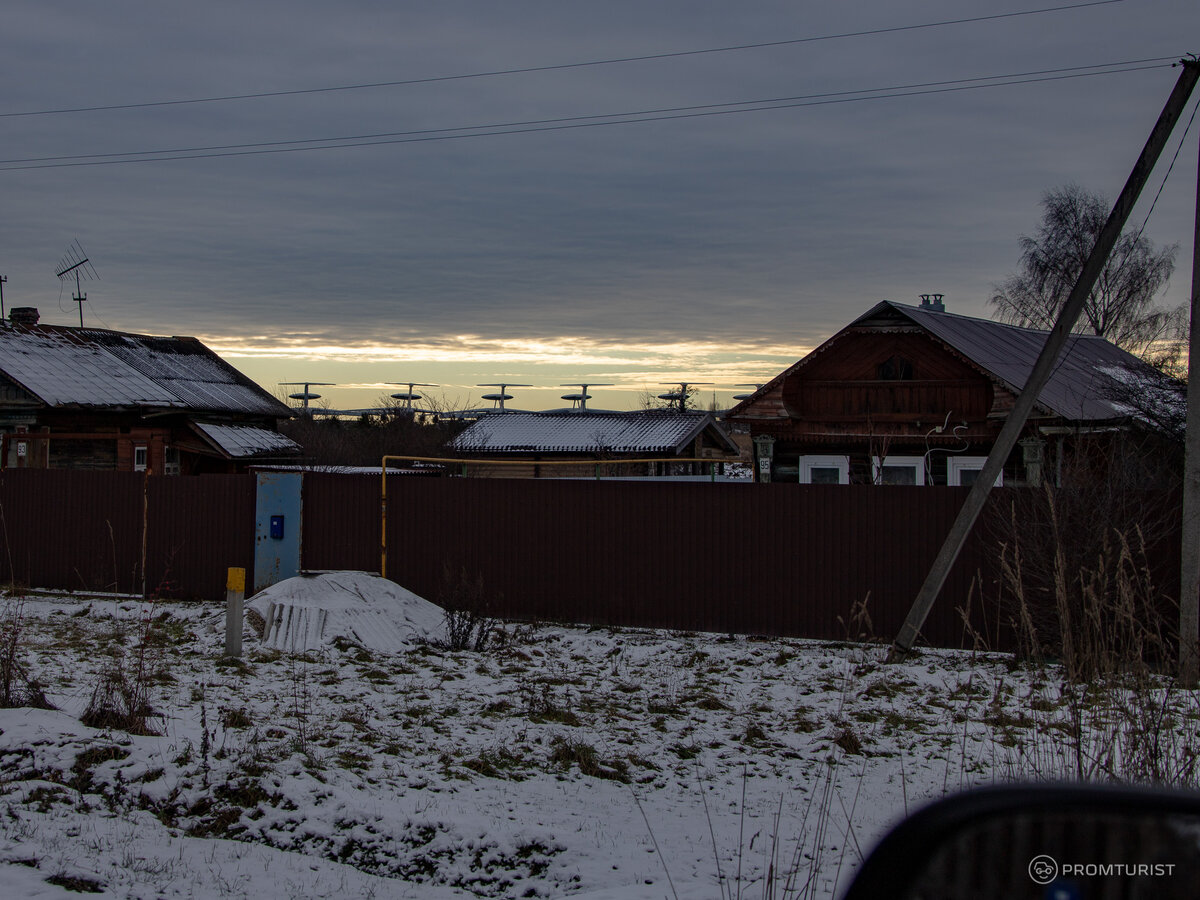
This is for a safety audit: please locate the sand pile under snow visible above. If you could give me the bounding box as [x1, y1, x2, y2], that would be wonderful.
[246, 571, 446, 653]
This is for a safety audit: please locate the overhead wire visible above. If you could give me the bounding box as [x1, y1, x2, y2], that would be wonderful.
[1132, 92, 1200, 244]
[0, 59, 1175, 172]
[0, 57, 1173, 167]
[0, 1, 1126, 120]
[1040, 90, 1197, 387]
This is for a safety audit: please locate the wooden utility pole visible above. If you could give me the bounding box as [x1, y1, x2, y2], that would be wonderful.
[890, 59, 1200, 660]
[1181, 106, 1200, 687]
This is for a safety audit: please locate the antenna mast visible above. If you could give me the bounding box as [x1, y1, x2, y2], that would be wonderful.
[54, 240, 99, 328]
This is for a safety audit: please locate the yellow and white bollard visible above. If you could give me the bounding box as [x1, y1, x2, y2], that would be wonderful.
[225, 567, 246, 658]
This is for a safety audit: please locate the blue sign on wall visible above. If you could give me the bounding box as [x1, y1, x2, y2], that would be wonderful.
[254, 472, 302, 593]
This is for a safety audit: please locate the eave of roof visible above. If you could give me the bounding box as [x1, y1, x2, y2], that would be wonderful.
[191, 422, 303, 459]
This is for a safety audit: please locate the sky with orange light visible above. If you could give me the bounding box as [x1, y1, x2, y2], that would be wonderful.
[2, 1, 1197, 414]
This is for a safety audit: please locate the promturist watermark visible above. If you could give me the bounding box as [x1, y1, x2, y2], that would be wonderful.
[1029, 854, 1175, 885]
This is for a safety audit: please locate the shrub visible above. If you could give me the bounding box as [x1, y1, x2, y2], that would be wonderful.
[438, 567, 498, 652]
[0, 599, 54, 710]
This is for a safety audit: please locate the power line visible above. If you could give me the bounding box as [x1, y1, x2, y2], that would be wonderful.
[0, 1, 1125, 120]
[4, 57, 1172, 166]
[0, 58, 1173, 172]
[1132, 93, 1200, 243]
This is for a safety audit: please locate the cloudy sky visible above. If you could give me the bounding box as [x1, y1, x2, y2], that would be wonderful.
[2, 0, 1198, 412]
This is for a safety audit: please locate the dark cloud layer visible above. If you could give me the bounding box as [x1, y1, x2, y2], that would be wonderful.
[2, 1, 1197, 397]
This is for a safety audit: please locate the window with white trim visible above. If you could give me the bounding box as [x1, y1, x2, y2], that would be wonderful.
[164, 447, 181, 476]
[799, 455, 849, 485]
[947, 455, 1002, 487]
[133, 445, 148, 472]
[872, 455, 924, 485]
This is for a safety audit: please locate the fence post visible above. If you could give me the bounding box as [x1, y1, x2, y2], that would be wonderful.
[225, 567, 245, 658]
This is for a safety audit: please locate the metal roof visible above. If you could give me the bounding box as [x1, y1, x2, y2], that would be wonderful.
[450, 412, 736, 454]
[191, 422, 302, 459]
[0, 324, 291, 417]
[863, 302, 1153, 421]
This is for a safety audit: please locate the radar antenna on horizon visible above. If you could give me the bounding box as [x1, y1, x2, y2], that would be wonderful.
[280, 381, 336, 412]
[478, 383, 531, 412]
[55, 240, 99, 328]
[657, 382, 711, 412]
[388, 382, 437, 412]
[560, 383, 612, 411]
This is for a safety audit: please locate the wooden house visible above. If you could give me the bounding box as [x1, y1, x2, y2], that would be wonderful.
[0, 308, 300, 473]
[448, 411, 742, 478]
[726, 298, 1165, 485]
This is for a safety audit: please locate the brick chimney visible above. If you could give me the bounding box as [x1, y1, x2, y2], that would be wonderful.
[918, 294, 946, 313]
[9, 307, 40, 326]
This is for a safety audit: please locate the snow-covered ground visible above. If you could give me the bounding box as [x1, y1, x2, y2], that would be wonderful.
[0, 582, 1195, 899]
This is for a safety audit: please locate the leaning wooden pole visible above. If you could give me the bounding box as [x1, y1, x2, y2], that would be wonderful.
[1180, 105, 1200, 687]
[890, 59, 1200, 660]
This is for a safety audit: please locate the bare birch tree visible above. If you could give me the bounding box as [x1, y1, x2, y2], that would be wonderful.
[991, 184, 1182, 362]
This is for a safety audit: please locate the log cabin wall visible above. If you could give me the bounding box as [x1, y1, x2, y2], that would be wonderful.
[736, 328, 1023, 483]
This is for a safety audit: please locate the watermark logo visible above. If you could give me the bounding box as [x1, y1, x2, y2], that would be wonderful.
[1028, 855, 1059, 885]
[1027, 854, 1176, 884]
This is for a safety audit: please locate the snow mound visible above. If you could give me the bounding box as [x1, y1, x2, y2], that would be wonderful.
[247, 571, 445, 653]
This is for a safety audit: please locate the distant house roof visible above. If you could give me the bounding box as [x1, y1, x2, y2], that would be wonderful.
[0, 323, 291, 418]
[731, 301, 1157, 423]
[886, 301, 1150, 421]
[191, 422, 302, 460]
[450, 411, 739, 455]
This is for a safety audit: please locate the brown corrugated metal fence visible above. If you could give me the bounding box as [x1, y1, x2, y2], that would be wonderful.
[0, 469, 146, 595]
[1, 469, 1181, 650]
[145, 474, 256, 601]
[0, 469, 254, 601]
[304, 474, 1010, 647]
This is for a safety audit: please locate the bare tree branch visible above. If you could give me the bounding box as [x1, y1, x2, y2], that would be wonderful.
[991, 184, 1182, 361]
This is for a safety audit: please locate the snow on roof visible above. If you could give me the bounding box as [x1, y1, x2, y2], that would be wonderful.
[192, 422, 301, 459]
[0, 324, 289, 417]
[450, 411, 733, 454]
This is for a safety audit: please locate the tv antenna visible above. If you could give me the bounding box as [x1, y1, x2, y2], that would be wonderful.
[478, 383, 531, 411]
[0, 274, 6, 321]
[55, 240, 99, 327]
[279, 381, 335, 412]
[657, 382, 711, 412]
[388, 382, 436, 412]
[732, 383, 764, 401]
[560, 383, 612, 411]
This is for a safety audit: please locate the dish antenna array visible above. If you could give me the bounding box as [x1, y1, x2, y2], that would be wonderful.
[388, 382, 436, 412]
[657, 382, 711, 412]
[478, 383, 531, 411]
[279, 382, 335, 411]
[55, 240, 99, 327]
[560, 383, 612, 411]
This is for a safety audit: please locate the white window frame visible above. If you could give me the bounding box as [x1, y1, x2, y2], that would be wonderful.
[133, 445, 148, 472]
[798, 455, 850, 485]
[872, 455, 925, 486]
[947, 455, 1002, 487]
[164, 446, 181, 476]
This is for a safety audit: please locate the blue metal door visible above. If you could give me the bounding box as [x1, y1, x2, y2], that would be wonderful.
[254, 471, 302, 593]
